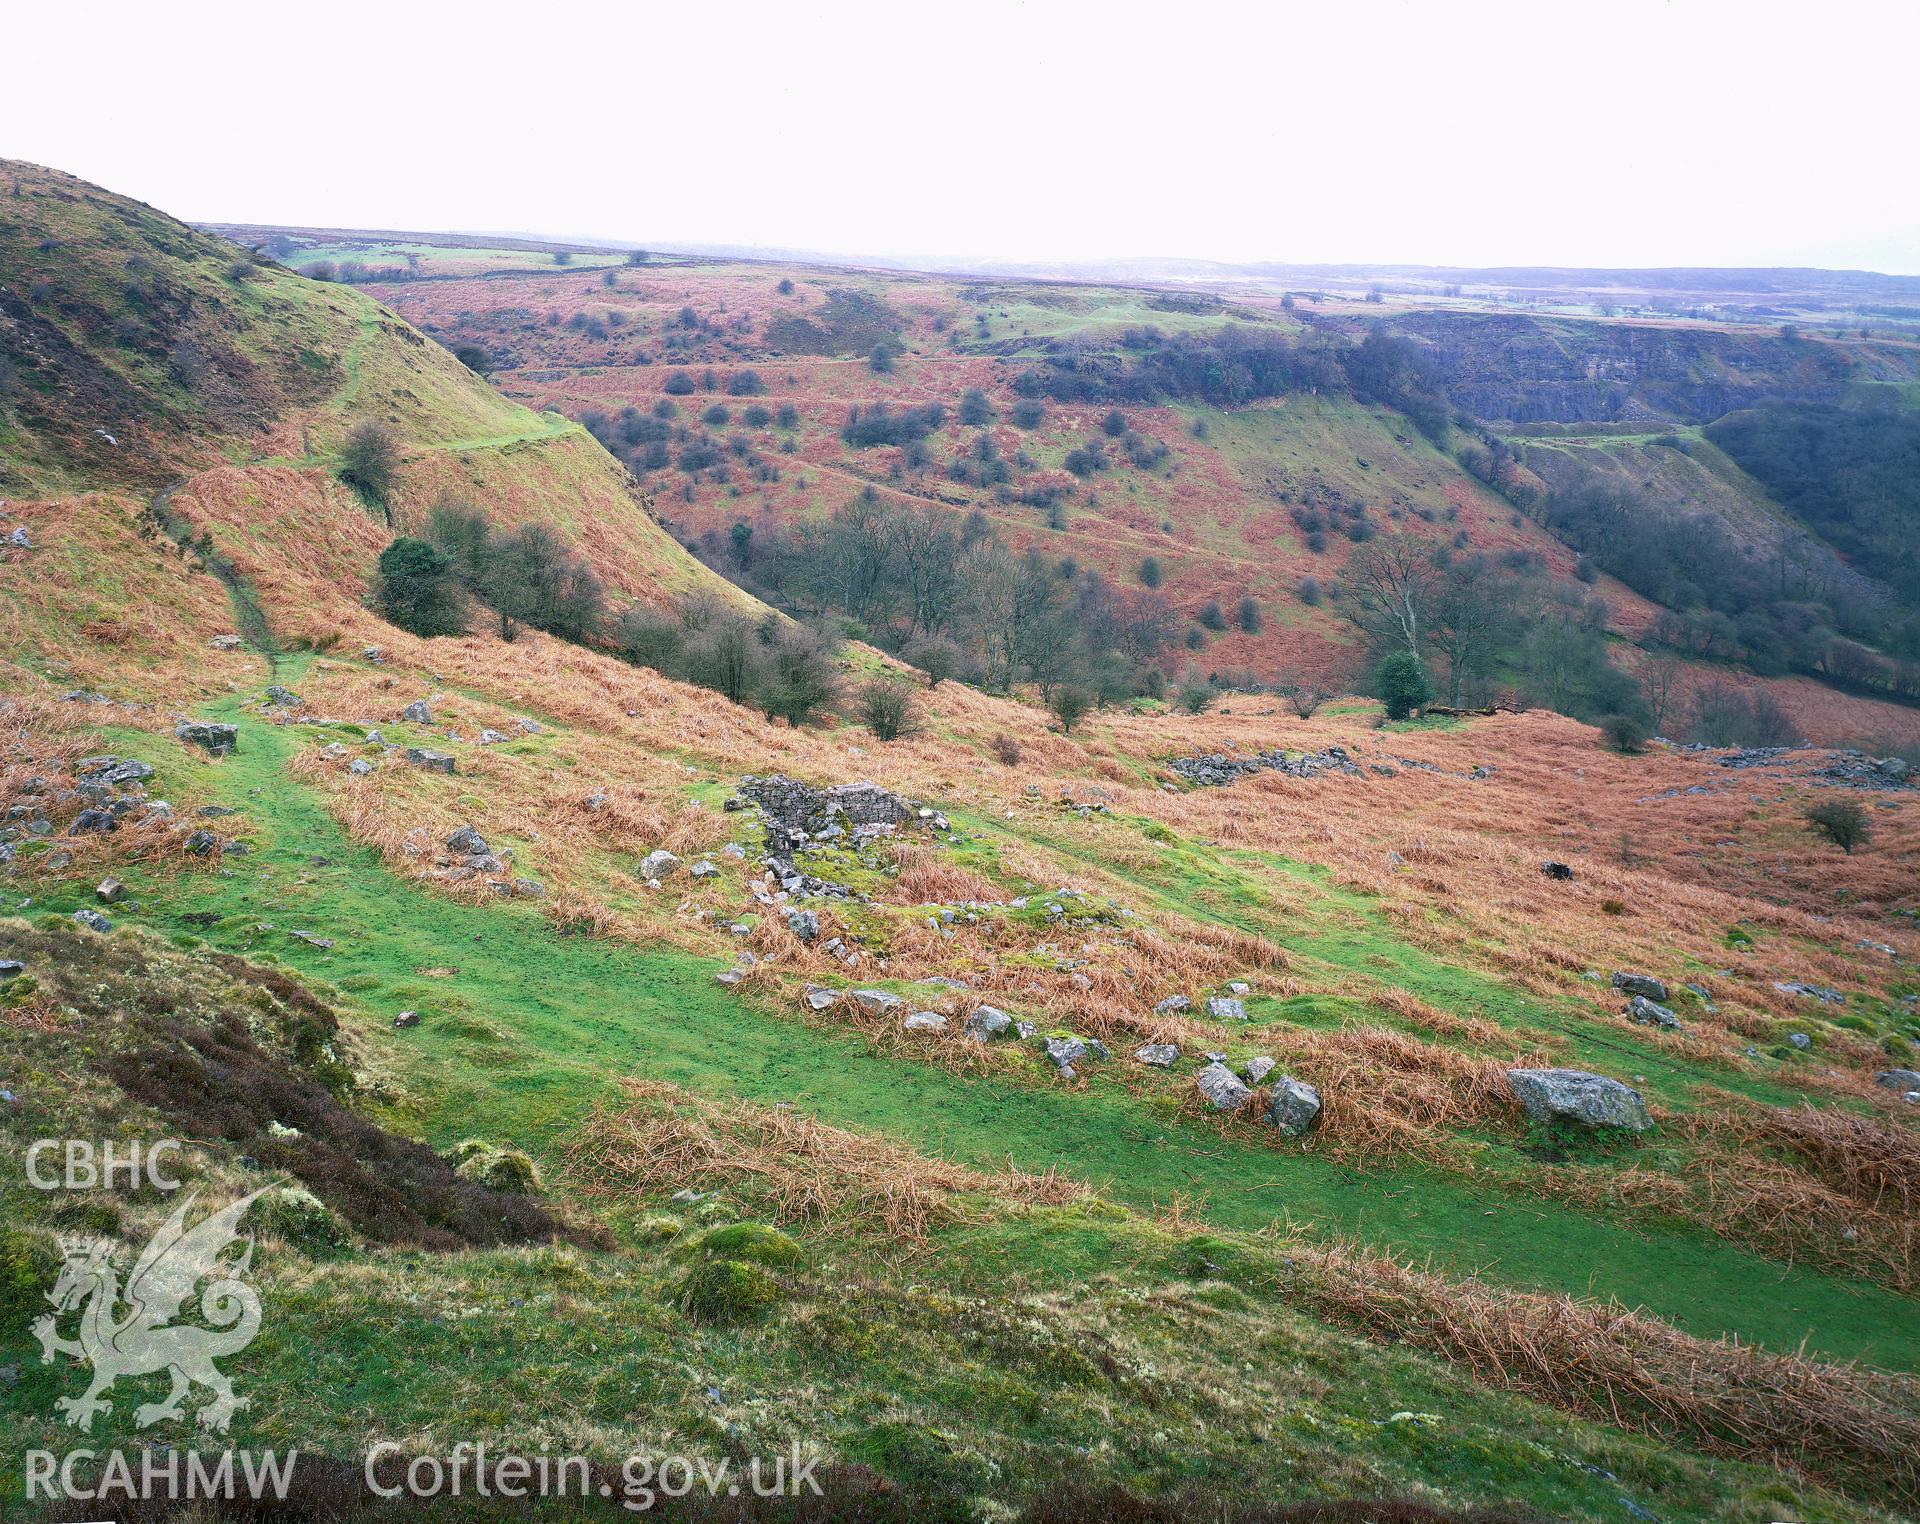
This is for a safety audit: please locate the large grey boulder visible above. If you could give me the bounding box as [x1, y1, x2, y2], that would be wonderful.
[405, 748, 455, 774]
[1506, 1068, 1652, 1132]
[802, 985, 839, 1012]
[1626, 995, 1681, 1029]
[1205, 995, 1247, 1021]
[1153, 994, 1190, 1015]
[1873, 1069, 1920, 1095]
[965, 1005, 1013, 1042]
[848, 988, 906, 1018]
[1264, 1077, 1322, 1136]
[176, 721, 239, 757]
[1194, 1063, 1252, 1111]
[401, 700, 433, 724]
[1243, 1056, 1276, 1086]
[1134, 1042, 1179, 1067]
[903, 1011, 948, 1033]
[785, 909, 820, 942]
[1611, 972, 1668, 1002]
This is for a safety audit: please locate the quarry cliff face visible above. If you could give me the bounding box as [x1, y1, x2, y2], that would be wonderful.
[1350, 311, 1920, 424]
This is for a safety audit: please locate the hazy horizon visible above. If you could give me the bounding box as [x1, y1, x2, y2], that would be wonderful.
[7, 0, 1918, 276]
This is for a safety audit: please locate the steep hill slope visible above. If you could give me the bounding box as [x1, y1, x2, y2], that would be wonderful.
[0, 159, 747, 697]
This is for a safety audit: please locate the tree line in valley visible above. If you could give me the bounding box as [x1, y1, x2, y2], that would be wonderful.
[1456, 420, 1920, 705]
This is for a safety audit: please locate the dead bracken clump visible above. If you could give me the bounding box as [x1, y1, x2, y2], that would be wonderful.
[1284, 1235, 1920, 1508]
[566, 1078, 1087, 1240]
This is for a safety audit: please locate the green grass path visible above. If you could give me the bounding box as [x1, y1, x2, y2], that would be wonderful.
[88, 693, 1920, 1373]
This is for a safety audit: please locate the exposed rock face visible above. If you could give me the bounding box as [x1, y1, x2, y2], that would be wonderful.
[1343, 309, 1920, 425]
[738, 775, 917, 852]
[1264, 1077, 1323, 1137]
[1506, 1068, 1652, 1132]
[1169, 747, 1362, 787]
[176, 721, 239, 757]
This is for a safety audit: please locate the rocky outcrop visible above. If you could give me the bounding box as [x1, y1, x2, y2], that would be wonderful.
[1506, 1068, 1652, 1131]
[1169, 747, 1363, 787]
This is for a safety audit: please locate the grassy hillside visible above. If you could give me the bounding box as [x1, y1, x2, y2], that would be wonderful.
[0, 159, 756, 700]
[342, 246, 1920, 743]
[4, 170, 1920, 1522]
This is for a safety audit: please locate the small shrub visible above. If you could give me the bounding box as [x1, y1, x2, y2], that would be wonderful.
[1137, 556, 1163, 589]
[1049, 686, 1093, 734]
[1805, 799, 1871, 855]
[1287, 687, 1324, 719]
[1374, 650, 1433, 721]
[637, 1214, 685, 1243]
[858, 676, 921, 741]
[1236, 596, 1262, 633]
[662, 370, 696, 395]
[991, 733, 1022, 767]
[1176, 681, 1213, 715]
[336, 422, 398, 513]
[1601, 898, 1627, 916]
[454, 1147, 542, 1194]
[1599, 713, 1648, 754]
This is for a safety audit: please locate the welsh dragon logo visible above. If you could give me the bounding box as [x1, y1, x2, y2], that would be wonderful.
[32, 1187, 270, 1432]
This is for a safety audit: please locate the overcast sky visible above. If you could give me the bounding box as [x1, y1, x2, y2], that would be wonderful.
[6, 0, 1916, 274]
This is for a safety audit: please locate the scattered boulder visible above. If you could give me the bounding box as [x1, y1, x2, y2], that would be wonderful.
[1540, 861, 1574, 881]
[1205, 995, 1247, 1021]
[1044, 1036, 1109, 1077]
[848, 988, 906, 1018]
[1611, 972, 1668, 1002]
[184, 829, 220, 856]
[401, 700, 433, 724]
[802, 985, 839, 1012]
[70, 808, 116, 835]
[1134, 1042, 1179, 1067]
[175, 721, 239, 757]
[447, 826, 490, 857]
[639, 849, 680, 880]
[1264, 1077, 1323, 1137]
[1153, 994, 1190, 1015]
[689, 860, 719, 880]
[404, 748, 455, 774]
[1873, 1069, 1920, 1097]
[1787, 1032, 1813, 1051]
[965, 1005, 1013, 1042]
[393, 1010, 421, 1029]
[785, 909, 820, 942]
[264, 685, 302, 709]
[71, 909, 112, 934]
[903, 1011, 948, 1033]
[1506, 1068, 1652, 1132]
[1773, 981, 1845, 1006]
[0, 960, 26, 980]
[1194, 1063, 1252, 1111]
[1626, 995, 1681, 1029]
[1243, 1056, 1276, 1085]
[95, 877, 124, 903]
